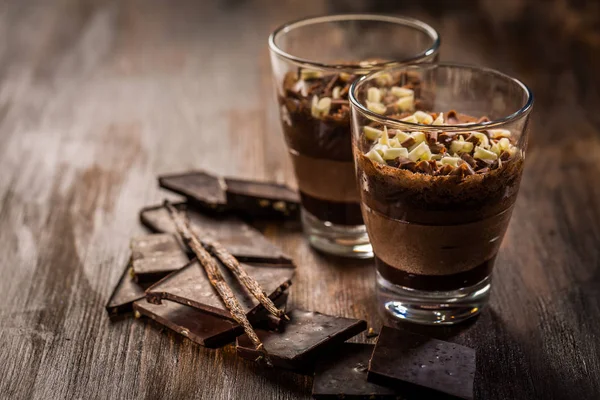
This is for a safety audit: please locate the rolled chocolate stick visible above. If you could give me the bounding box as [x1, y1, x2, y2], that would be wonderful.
[164, 201, 268, 360]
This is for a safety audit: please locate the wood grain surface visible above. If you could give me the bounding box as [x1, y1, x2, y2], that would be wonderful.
[0, 1, 599, 399]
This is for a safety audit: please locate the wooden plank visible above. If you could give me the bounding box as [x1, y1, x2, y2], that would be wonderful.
[0, 0, 598, 399]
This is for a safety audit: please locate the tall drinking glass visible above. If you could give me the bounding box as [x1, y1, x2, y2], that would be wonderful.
[349, 63, 533, 324]
[269, 15, 440, 258]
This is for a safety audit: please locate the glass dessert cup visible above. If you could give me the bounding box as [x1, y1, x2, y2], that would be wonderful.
[269, 15, 440, 258]
[349, 63, 533, 324]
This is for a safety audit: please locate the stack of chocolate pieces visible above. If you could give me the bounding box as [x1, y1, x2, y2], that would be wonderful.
[106, 170, 476, 399]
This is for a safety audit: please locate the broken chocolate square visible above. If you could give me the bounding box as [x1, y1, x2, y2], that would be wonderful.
[368, 326, 476, 400]
[312, 343, 404, 399]
[105, 262, 146, 316]
[133, 299, 242, 348]
[139, 203, 294, 266]
[130, 234, 189, 283]
[236, 309, 367, 372]
[158, 170, 300, 219]
[145, 260, 294, 320]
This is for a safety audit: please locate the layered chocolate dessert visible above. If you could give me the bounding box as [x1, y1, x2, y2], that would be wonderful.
[279, 69, 363, 225]
[354, 81, 524, 291]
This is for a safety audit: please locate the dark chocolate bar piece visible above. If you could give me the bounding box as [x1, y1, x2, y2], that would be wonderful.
[224, 177, 299, 218]
[133, 299, 242, 348]
[158, 170, 300, 218]
[130, 234, 189, 282]
[236, 309, 367, 372]
[312, 343, 404, 400]
[158, 171, 228, 211]
[368, 326, 476, 400]
[146, 260, 294, 320]
[139, 203, 294, 266]
[105, 263, 146, 316]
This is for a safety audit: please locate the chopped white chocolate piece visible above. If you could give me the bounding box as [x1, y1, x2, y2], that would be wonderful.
[474, 146, 498, 160]
[310, 97, 331, 118]
[391, 86, 414, 98]
[300, 69, 323, 80]
[383, 147, 409, 160]
[432, 113, 444, 125]
[419, 148, 432, 161]
[396, 96, 415, 112]
[441, 156, 462, 167]
[411, 131, 426, 144]
[368, 87, 382, 103]
[388, 138, 401, 148]
[488, 129, 512, 139]
[400, 114, 418, 123]
[390, 130, 411, 142]
[373, 144, 388, 154]
[366, 101, 387, 114]
[379, 126, 390, 145]
[366, 148, 385, 164]
[332, 86, 341, 99]
[450, 140, 474, 154]
[375, 73, 393, 86]
[364, 126, 383, 141]
[407, 141, 430, 162]
[431, 154, 443, 161]
[414, 111, 434, 124]
[470, 132, 490, 148]
[498, 137, 511, 151]
[340, 72, 353, 82]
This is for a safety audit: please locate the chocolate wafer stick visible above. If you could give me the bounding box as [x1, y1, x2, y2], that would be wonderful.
[164, 201, 269, 361]
[202, 237, 290, 321]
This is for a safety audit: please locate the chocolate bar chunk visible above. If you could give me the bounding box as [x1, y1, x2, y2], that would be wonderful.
[130, 234, 189, 282]
[133, 299, 241, 347]
[105, 263, 146, 316]
[236, 309, 367, 372]
[312, 343, 404, 399]
[146, 260, 294, 320]
[133, 292, 289, 348]
[368, 326, 476, 400]
[140, 203, 293, 266]
[158, 170, 300, 219]
[224, 177, 299, 218]
[158, 171, 228, 211]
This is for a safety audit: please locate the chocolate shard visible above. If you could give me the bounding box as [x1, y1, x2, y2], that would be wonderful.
[130, 234, 189, 283]
[105, 262, 146, 316]
[312, 343, 405, 400]
[140, 203, 294, 266]
[236, 309, 367, 373]
[133, 292, 289, 348]
[224, 177, 300, 219]
[367, 326, 476, 400]
[159, 170, 228, 212]
[133, 299, 242, 348]
[146, 260, 294, 320]
[158, 170, 300, 219]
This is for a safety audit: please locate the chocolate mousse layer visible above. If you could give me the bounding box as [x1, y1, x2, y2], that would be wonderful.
[278, 70, 362, 226]
[353, 81, 525, 290]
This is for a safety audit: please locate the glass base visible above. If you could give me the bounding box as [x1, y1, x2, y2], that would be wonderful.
[302, 209, 373, 259]
[377, 271, 491, 325]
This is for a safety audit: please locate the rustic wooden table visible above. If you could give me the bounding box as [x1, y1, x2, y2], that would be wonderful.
[1, 1, 599, 399]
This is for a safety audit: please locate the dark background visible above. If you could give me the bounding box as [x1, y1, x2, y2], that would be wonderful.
[0, 1, 598, 399]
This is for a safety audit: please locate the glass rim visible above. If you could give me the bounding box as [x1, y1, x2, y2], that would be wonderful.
[349, 62, 535, 132]
[268, 14, 441, 73]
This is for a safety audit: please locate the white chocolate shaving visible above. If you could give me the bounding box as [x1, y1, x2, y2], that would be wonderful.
[375, 73, 393, 86]
[311, 96, 331, 118]
[488, 129, 512, 139]
[396, 96, 415, 112]
[368, 87, 382, 103]
[419, 148, 432, 161]
[391, 130, 411, 143]
[363, 126, 383, 141]
[383, 147, 409, 160]
[470, 132, 490, 148]
[332, 86, 341, 99]
[300, 69, 322, 80]
[414, 111, 434, 124]
[366, 101, 386, 114]
[432, 113, 444, 125]
[450, 140, 474, 154]
[391, 86, 414, 98]
[474, 146, 498, 160]
[340, 72, 352, 82]
[366, 149, 385, 164]
[441, 156, 462, 167]
[407, 141, 430, 162]
[379, 126, 390, 145]
[400, 114, 418, 123]
[411, 131, 426, 144]
[388, 138, 401, 148]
